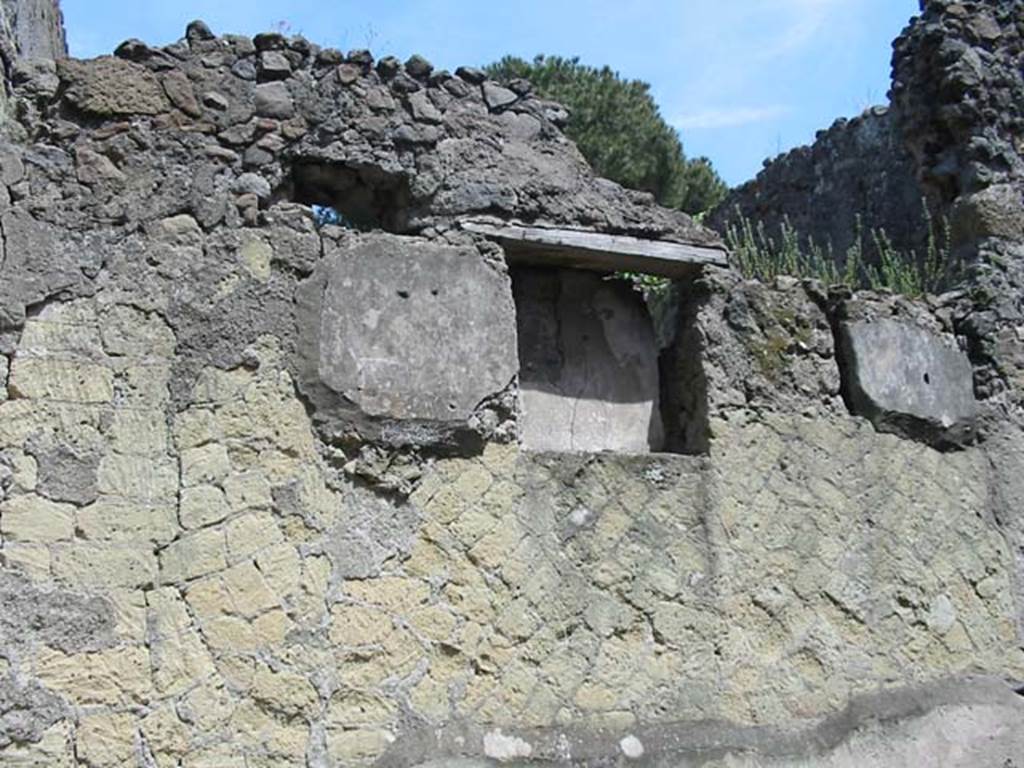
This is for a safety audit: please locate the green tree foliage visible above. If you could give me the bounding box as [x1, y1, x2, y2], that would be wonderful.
[485, 55, 728, 215]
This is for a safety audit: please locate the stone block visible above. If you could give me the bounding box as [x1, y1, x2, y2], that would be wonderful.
[141, 705, 190, 764]
[34, 646, 152, 706]
[220, 561, 279, 617]
[254, 81, 293, 118]
[76, 497, 179, 545]
[513, 267, 663, 453]
[0, 493, 74, 542]
[159, 527, 227, 583]
[0, 721, 74, 766]
[58, 57, 169, 116]
[327, 729, 396, 764]
[99, 305, 177, 358]
[96, 454, 178, 501]
[76, 712, 137, 767]
[223, 471, 272, 511]
[298, 232, 517, 429]
[251, 665, 318, 715]
[838, 318, 978, 445]
[52, 543, 158, 589]
[8, 358, 114, 402]
[179, 484, 231, 529]
[951, 183, 1024, 245]
[225, 510, 283, 561]
[180, 443, 230, 487]
[107, 409, 169, 456]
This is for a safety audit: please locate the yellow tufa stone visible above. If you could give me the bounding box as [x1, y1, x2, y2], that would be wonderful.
[239, 238, 274, 282]
[160, 526, 228, 583]
[76, 497, 179, 545]
[7, 358, 115, 403]
[77, 712, 138, 767]
[0, 494, 74, 542]
[179, 484, 231, 529]
[180, 443, 231, 488]
[35, 646, 152, 706]
[52, 543, 158, 589]
[250, 664, 319, 715]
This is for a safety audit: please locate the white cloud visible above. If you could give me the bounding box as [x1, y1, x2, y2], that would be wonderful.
[673, 105, 788, 131]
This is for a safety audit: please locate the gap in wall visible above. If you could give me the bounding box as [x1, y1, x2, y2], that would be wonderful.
[288, 160, 411, 232]
[510, 263, 705, 456]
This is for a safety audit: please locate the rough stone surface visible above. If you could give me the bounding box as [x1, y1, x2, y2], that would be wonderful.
[0, 570, 116, 653]
[839, 318, 978, 446]
[0, 8, 1021, 768]
[0, 675, 64, 749]
[296, 230, 518, 445]
[25, 429, 102, 504]
[514, 267, 663, 453]
[57, 57, 169, 116]
[0, 0, 63, 59]
[713, 0, 1024, 288]
[403, 677, 1024, 766]
[712, 107, 928, 265]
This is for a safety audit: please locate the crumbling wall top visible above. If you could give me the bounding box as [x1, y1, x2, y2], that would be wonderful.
[5, 19, 722, 252]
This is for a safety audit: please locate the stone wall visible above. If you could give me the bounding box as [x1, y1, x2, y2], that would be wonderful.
[2, 275, 1023, 767]
[0, 0, 65, 61]
[710, 107, 928, 265]
[0, 0, 64, 126]
[0, 12, 1023, 768]
[713, 0, 1024, 274]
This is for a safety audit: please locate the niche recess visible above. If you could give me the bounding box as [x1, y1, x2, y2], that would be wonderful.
[289, 160, 411, 231]
[462, 220, 727, 456]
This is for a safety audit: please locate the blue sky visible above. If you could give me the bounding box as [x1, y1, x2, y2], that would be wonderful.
[62, 0, 920, 187]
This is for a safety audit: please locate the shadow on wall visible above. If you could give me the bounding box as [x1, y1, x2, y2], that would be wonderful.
[286, 160, 411, 232]
[511, 265, 709, 456]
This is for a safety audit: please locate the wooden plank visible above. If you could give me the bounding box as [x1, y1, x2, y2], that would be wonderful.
[461, 219, 728, 278]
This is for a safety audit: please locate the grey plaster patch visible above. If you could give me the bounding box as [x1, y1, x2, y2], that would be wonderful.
[0, 208, 85, 331]
[0, 676, 65, 749]
[315, 488, 421, 581]
[0, 569, 116, 653]
[160, 218, 315, 408]
[25, 429, 102, 505]
[513, 267, 663, 453]
[393, 676, 1024, 768]
[838, 318, 978, 447]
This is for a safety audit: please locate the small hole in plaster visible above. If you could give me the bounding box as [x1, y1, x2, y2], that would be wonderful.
[923, 372, 931, 384]
[397, 290, 410, 299]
